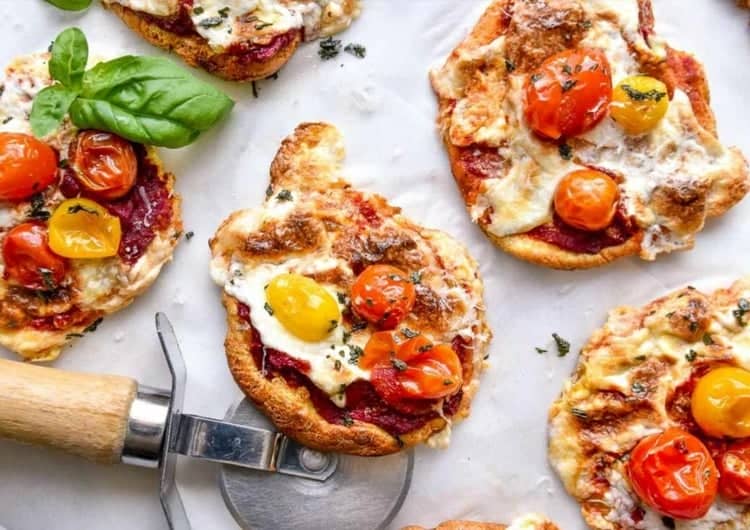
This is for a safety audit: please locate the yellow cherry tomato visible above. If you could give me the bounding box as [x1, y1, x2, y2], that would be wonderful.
[692, 367, 750, 438]
[611, 75, 669, 135]
[265, 273, 341, 342]
[48, 198, 122, 259]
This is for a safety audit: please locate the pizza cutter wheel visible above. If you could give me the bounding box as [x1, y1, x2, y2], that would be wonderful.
[0, 313, 413, 530]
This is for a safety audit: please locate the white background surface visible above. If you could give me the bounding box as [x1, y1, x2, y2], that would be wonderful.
[0, 1, 748, 529]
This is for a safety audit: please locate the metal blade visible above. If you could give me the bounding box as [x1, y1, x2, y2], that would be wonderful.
[155, 313, 191, 530]
[219, 398, 414, 530]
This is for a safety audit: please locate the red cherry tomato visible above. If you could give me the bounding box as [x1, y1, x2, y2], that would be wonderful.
[524, 48, 613, 140]
[367, 333, 463, 403]
[73, 131, 137, 200]
[626, 428, 718, 520]
[2, 222, 67, 290]
[717, 440, 750, 504]
[554, 169, 619, 231]
[0, 132, 58, 201]
[351, 265, 416, 330]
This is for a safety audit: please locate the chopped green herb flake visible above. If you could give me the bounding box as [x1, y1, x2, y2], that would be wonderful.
[734, 298, 750, 327]
[535, 347, 548, 354]
[685, 350, 697, 362]
[84, 317, 103, 333]
[505, 58, 516, 72]
[620, 83, 667, 102]
[401, 328, 419, 338]
[558, 143, 573, 160]
[631, 382, 646, 395]
[68, 204, 99, 215]
[327, 320, 339, 333]
[185, 231, 195, 241]
[552, 333, 571, 356]
[319, 37, 342, 60]
[391, 358, 408, 371]
[702, 333, 714, 345]
[198, 16, 224, 28]
[410, 271, 422, 284]
[571, 407, 588, 420]
[276, 189, 293, 202]
[344, 43, 366, 59]
[264, 302, 274, 316]
[562, 79, 577, 92]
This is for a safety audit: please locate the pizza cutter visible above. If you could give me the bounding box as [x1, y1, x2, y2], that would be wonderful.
[0, 313, 413, 530]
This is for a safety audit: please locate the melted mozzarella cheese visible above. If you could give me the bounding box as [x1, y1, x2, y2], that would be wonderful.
[507, 514, 559, 530]
[105, 0, 178, 16]
[105, 0, 358, 49]
[223, 256, 371, 404]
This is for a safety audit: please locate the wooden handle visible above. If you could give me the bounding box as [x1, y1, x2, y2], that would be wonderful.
[0, 359, 137, 464]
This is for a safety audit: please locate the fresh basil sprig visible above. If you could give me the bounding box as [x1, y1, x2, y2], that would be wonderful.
[44, 0, 93, 11]
[30, 28, 234, 148]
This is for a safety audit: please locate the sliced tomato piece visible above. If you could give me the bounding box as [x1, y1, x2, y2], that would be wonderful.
[0, 132, 58, 201]
[717, 440, 750, 504]
[2, 222, 67, 290]
[72, 131, 137, 200]
[351, 264, 416, 330]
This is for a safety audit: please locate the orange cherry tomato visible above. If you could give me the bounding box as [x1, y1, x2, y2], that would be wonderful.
[0, 132, 58, 201]
[73, 131, 137, 200]
[2, 222, 67, 290]
[524, 48, 613, 140]
[360, 331, 398, 370]
[367, 333, 463, 404]
[717, 440, 750, 504]
[554, 169, 619, 231]
[626, 428, 718, 520]
[351, 265, 416, 330]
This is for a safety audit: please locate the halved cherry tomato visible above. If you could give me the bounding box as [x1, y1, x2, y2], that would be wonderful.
[72, 131, 137, 200]
[626, 428, 718, 520]
[366, 333, 463, 403]
[717, 440, 750, 504]
[524, 48, 613, 140]
[554, 169, 619, 231]
[692, 366, 750, 439]
[351, 265, 416, 330]
[2, 222, 67, 290]
[0, 132, 58, 201]
[48, 198, 122, 259]
[360, 331, 398, 370]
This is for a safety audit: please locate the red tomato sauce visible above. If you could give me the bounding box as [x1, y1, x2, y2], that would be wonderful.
[238, 303, 462, 436]
[526, 209, 636, 254]
[61, 144, 173, 265]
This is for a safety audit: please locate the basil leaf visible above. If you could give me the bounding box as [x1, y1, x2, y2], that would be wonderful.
[30, 85, 78, 138]
[45, 0, 93, 11]
[72, 56, 234, 147]
[49, 27, 88, 90]
[69, 98, 201, 147]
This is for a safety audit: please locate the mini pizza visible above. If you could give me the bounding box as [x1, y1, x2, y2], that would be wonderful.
[101, 0, 361, 81]
[430, 0, 749, 270]
[210, 123, 491, 456]
[402, 514, 560, 530]
[549, 278, 750, 529]
[0, 52, 181, 361]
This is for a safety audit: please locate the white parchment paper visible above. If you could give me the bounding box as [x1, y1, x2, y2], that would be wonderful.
[0, 1, 748, 529]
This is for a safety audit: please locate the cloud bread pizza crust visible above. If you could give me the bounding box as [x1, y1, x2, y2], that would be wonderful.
[0, 52, 181, 361]
[402, 514, 560, 530]
[210, 123, 491, 456]
[102, 0, 360, 82]
[430, 0, 749, 270]
[549, 278, 750, 529]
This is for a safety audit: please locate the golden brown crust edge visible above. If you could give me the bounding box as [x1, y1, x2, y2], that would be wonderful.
[105, 3, 302, 82]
